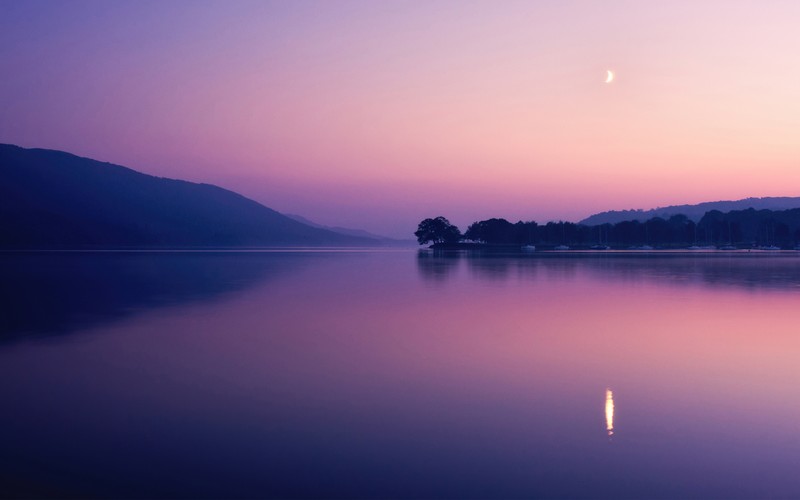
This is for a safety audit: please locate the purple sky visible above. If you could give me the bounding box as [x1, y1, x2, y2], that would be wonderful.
[2, 0, 800, 238]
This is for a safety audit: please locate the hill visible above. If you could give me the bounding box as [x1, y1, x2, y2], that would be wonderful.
[579, 197, 800, 226]
[284, 213, 416, 246]
[0, 144, 378, 248]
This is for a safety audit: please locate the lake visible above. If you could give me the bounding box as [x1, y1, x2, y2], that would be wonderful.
[2, 249, 800, 498]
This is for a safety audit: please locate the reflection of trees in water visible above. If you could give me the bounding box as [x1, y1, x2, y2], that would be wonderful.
[0, 252, 306, 340]
[464, 254, 580, 282]
[419, 252, 580, 282]
[416, 250, 460, 282]
[467, 256, 513, 280]
[587, 255, 800, 291]
[417, 251, 800, 292]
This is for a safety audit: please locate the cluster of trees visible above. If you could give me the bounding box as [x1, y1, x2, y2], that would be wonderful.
[699, 208, 800, 248]
[414, 217, 462, 245]
[416, 208, 800, 248]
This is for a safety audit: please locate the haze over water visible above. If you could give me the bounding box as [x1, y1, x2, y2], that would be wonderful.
[3, 250, 800, 498]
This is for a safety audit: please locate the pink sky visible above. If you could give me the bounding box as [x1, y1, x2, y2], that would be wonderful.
[2, 0, 799, 237]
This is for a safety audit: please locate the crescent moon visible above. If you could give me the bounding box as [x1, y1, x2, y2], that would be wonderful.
[605, 70, 614, 83]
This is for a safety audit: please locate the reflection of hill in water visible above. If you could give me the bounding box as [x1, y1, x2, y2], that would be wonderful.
[0, 252, 305, 340]
[417, 250, 800, 291]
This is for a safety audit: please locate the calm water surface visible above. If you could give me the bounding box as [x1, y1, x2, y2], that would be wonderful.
[2, 250, 800, 498]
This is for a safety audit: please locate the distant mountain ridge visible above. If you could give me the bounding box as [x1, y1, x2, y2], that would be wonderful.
[0, 144, 378, 248]
[284, 213, 416, 245]
[580, 197, 800, 226]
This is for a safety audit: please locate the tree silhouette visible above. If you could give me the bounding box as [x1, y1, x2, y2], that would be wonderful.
[415, 216, 462, 245]
[422, 207, 800, 249]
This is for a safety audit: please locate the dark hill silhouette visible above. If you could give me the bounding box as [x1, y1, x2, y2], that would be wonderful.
[580, 197, 800, 226]
[0, 144, 378, 248]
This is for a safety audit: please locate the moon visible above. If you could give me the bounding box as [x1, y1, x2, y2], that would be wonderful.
[605, 70, 614, 83]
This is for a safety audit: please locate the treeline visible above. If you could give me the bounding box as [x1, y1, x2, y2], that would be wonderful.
[416, 208, 800, 248]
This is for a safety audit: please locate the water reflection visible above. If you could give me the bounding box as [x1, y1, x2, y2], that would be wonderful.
[2, 250, 800, 497]
[415, 251, 800, 291]
[0, 251, 308, 340]
[605, 388, 615, 438]
[416, 249, 460, 283]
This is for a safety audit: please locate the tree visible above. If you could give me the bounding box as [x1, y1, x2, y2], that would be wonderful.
[464, 218, 516, 244]
[415, 216, 462, 245]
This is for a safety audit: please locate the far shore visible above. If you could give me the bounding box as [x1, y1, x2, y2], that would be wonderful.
[426, 243, 800, 253]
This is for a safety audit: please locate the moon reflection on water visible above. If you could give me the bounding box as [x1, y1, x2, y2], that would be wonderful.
[605, 388, 615, 438]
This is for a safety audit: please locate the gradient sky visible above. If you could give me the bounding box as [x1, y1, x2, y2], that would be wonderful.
[2, 0, 799, 237]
